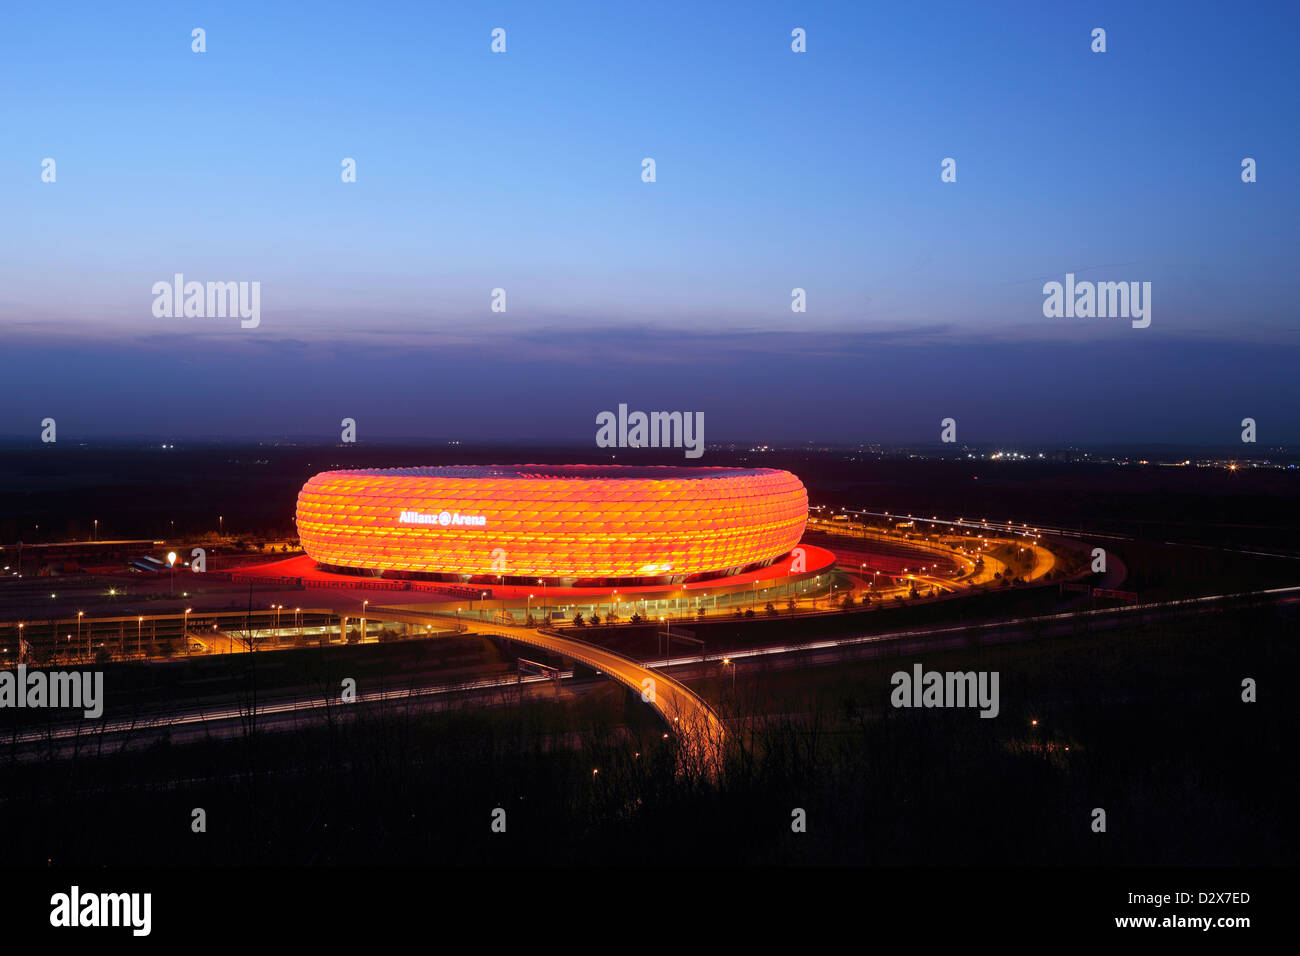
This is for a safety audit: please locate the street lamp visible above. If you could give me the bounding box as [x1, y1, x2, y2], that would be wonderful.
[77, 611, 84, 659]
[183, 607, 192, 655]
[361, 600, 368, 642]
[167, 550, 177, 596]
[137, 616, 143, 657]
[722, 657, 735, 691]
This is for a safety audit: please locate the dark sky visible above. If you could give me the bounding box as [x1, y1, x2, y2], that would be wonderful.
[2, 1, 1296, 445]
[2, 330, 1294, 446]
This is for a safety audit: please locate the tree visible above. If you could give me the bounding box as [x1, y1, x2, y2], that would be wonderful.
[696, 606, 706, 620]
[744, 608, 756, 618]
[629, 612, 643, 625]
[572, 613, 585, 626]
[786, 596, 797, 614]
[841, 594, 856, 611]
[764, 602, 777, 616]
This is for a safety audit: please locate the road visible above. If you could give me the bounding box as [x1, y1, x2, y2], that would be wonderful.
[12, 584, 1294, 771]
[7, 607, 727, 776]
[652, 583, 1300, 683]
[3, 667, 580, 758]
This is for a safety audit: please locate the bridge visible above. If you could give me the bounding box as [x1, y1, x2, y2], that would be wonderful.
[357, 605, 725, 775]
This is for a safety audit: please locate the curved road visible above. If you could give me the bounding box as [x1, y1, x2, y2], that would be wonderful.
[369, 606, 725, 775]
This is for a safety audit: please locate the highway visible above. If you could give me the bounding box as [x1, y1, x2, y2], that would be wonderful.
[653, 584, 1300, 679]
[3, 604, 726, 774]
[10, 584, 1294, 771]
[2, 667, 578, 757]
[833, 507, 1300, 563]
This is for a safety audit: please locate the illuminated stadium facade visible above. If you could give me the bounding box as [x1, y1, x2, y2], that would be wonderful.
[295, 464, 808, 587]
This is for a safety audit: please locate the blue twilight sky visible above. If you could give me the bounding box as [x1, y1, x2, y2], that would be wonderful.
[0, 0, 1297, 444]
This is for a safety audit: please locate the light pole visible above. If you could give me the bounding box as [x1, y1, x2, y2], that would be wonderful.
[361, 600, 368, 642]
[77, 611, 84, 660]
[183, 607, 192, 655]
[167, 550, 177, 596]
[722, 657, 735, 692]
[659, 616, 670, 670]
[137, 616, 143, 657]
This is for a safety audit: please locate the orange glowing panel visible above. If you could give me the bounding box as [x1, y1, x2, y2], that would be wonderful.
[295, 465, 808, 579]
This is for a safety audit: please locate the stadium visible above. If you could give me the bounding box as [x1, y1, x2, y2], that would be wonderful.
[295, 464, 811, 587]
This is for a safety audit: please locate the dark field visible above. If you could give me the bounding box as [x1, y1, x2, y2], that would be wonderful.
[3, 598, 1293, 866]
